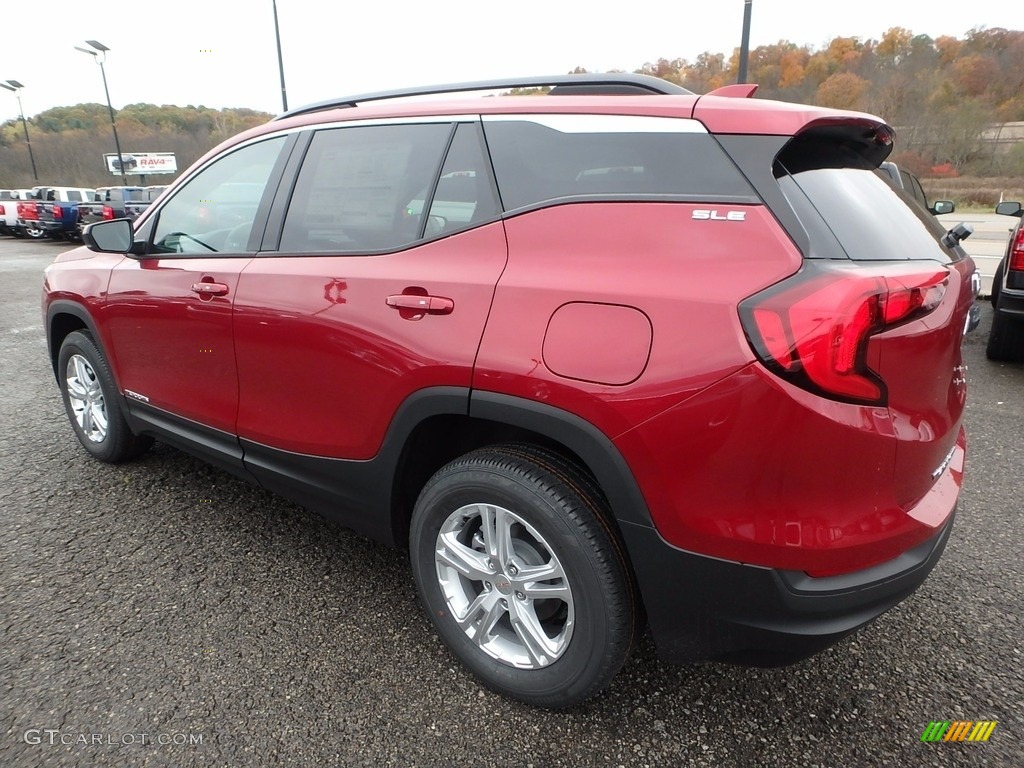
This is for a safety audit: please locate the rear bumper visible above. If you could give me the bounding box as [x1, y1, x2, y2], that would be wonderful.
[18, 219, 62, 232]
[621, 509, 954, 666]
[996, 285, 1024, 317]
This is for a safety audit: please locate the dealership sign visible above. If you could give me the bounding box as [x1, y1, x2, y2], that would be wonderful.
[104, 152, 177, 175]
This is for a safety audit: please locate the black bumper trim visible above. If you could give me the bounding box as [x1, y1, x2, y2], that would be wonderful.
[620, 510, 954, 667]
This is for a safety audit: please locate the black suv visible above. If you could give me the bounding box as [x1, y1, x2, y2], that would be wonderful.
[988, 200, 1024, 361]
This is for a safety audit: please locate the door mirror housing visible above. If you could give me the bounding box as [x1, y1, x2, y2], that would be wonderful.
[929, 200, 955, 216]
[84, 219, 134, 253]
[995, 201, 1023, 218]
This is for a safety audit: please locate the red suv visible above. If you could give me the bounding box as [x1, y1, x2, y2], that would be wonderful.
[44, 74, 975, 708]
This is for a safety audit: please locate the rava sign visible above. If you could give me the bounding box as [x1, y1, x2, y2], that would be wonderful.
[104, 153, 177, 175]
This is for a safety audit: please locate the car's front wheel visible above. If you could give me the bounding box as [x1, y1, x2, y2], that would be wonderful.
[410, 445, 638, 709]
[57, 330, 153, 462]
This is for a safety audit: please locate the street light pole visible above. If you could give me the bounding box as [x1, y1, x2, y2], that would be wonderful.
[272, 0, 288, 112]
[75, 40, 127, 185]
[0, 80, 39, 181]
[738, 0, 753, 84]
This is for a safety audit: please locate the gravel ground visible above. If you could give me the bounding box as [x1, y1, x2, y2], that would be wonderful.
[1, 237, 1021, 767]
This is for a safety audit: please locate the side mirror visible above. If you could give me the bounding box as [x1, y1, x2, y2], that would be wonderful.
[84, 218, 134, 253]
[941, 222, 974, 249]
[929, 200, 955, 215]
[995, 201, 1023, 217]
[424, 215, 447, 238]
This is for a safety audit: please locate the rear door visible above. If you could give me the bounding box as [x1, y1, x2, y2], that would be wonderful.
[232, 120, 507, 466]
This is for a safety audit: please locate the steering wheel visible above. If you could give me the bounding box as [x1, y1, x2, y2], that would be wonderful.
[224, 222, 252, 252]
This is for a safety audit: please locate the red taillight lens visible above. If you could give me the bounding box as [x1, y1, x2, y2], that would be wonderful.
[0, 204, 5, 215]
[102, 206, 115, 220]
[1009, 227, 1024, 273]
[740, 263, 949, 405]
[53, 205, 63, 220]
[18, 201, 37, 218]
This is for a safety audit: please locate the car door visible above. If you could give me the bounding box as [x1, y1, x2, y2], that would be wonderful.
[232, 120, 507, 488]
[101, 135, 290, 444]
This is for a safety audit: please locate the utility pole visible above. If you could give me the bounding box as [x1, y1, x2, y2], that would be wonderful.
[738, 0, 753, 84]
[273, 0, 289, 112]
[75, 41, 128, 185]
[0, 80, 38, 181]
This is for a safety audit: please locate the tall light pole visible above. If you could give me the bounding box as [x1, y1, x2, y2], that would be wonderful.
[0, 80, 38, 181]
[272, 0, 288, 112]
[737, 0, 753, 84]
[74, 40, 127, 185]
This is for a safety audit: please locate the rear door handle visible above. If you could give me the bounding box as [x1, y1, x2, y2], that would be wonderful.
[386, 294, 454, 314]
[192, 282, 229, 297]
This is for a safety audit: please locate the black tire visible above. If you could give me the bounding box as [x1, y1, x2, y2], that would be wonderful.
[57, 330, 153, 462]
[409, 444, 638, 709]
[986, 301, 1024, 362]
[989, 261, 1003, 307]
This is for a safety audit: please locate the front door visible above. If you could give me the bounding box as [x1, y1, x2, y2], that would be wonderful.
[102, 136, 289, 435]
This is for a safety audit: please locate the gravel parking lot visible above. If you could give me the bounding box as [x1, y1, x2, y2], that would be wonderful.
[1, 236, 1021, 767]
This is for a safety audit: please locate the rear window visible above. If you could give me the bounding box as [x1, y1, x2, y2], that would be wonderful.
[482, 115, 754, 211]
[777, 163, 953, 263]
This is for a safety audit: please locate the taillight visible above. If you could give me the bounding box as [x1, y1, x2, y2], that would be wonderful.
[1010, 226, 1024, 273]
[740, 263, 949, 405]
[102, 206, 115, 220]
[53, 205, 63, 220]
[18, 201, 36, 218]
[0, 204, 5, 215]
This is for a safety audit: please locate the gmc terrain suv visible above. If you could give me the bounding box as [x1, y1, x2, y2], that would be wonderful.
[43, 74, 976, 708]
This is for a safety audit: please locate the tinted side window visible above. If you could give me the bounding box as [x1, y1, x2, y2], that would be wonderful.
[906, 173, 929, 209]
[777, 165, 952, 263]
[482, 115, 753, 211]
[152, 136, 286, 255]
[279, 123, 452, 253]
[418, 123, 500, 236]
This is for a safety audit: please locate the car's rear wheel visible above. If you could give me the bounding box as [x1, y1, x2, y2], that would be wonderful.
[58, 331, 153, 462]
[23, 223, 46, 240]
[410, 445, 638, 709]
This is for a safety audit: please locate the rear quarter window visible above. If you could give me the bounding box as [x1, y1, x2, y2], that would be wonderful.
[482, 114, 755, 212]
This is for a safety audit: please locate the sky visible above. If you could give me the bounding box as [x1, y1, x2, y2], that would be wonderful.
[0, 0, 1016, 124]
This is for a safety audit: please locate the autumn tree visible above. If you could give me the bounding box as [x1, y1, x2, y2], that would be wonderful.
[815, 72, 870, 110]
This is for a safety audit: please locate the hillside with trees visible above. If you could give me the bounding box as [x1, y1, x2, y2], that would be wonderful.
[634, 25, 1024, 192]
[2, 26, 1023, 202]
[0, 104, 271, 188]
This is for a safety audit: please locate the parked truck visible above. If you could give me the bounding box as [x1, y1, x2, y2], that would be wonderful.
[123, 185, 167, 220]
[0, 189, 35, 237]
[77, 186, 147, 235]
[16, 186, 95, 240]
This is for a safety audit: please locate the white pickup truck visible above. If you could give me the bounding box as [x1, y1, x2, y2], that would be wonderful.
[0, 188, 35, 237]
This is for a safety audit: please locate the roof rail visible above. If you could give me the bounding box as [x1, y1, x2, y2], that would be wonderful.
[273, 73, 692, 121]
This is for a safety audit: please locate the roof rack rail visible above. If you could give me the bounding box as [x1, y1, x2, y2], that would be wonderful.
[273, 73, 692, 121]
